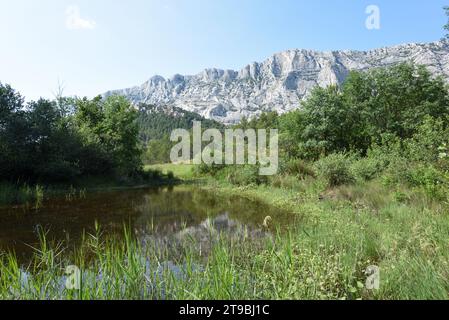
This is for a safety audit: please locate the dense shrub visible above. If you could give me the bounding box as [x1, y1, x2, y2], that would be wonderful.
[270, 174, 305, 190]
[0, 182, 43, 206]
[350, 155, 389, 182]
[279, 159, 316, 178]
[315, 153, 356, 187]
[350, 158, 377, 182]
[403, 116, 449, 164]
[225, 165, 268, 186]
[404, 164, 448, 200]
[144, 138, 173, 164]
[194, 162, 225, 177]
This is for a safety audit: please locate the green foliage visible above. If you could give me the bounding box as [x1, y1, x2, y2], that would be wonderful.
[315, 153, 356, 187]
[74, 95, 143, 177]
[1, 84, 83, 182]
[350, 157, 385, 182]
[362, 117, 449, 201]
[194, 162, 225, 177]
[195, 162, 270, 187]
[285, 63, 449, 159]
[269, 174, 305, 190]
[144, 137, 173, 164]
[224, 165, 268, 186]
[137, 104, 223, 164]
[0, 182, 43, 207]
[405, 164, 448, 200]
[403, 116, 449, 164]
[145, 164, 195, 180]
[143, 168, 163, 181]
[278, 110, 305, 159]
[102, 96, 142, 176]
[300, 85, 361, 158]
[235, 111, 279, 130]
[349, 141, 398, 182]
[137, 104, 223, 143]
[279, 159, 316, 178]
[0, 83, 144, 184]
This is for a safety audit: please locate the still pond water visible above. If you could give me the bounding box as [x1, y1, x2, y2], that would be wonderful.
[0, 185, 291, 261]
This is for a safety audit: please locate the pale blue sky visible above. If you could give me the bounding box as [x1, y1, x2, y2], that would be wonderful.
[0, 0, 448, 101]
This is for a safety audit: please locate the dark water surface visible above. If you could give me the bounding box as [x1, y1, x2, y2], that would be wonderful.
[0, 185, 291, 261]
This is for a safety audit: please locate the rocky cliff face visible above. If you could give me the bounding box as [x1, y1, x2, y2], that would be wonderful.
[105, 40, 449, 124]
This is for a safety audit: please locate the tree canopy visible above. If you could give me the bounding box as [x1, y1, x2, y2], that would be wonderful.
[0, 84, 143, 183]
[283, 63, 449, 159]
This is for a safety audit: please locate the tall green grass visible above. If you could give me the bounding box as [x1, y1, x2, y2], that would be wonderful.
[1, 163, 448, 300]
[196, 175, 449, 300]
[0, 204, 448, 300]
[0, 182, 44, 208]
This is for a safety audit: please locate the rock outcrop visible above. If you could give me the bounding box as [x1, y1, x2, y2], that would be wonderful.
[105, 40, 449, 124]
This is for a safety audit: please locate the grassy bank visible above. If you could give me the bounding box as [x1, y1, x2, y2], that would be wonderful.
[199, 179, 449, 299]
[161, 163, 449, 299]
[1, 163, 447, 299]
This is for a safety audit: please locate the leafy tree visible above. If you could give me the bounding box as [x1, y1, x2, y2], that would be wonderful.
[278, 110, 305, 159]
[74, 95, 143, 177]
[1, 83, 144, 183]
[0, 83, 29, 179]
[300, 85, 357, 157]
[75, 96, 105, 140]
[145, 137, 173, 164]
[351, 64, 449, 140]
[0, 83, 23, 119]
[102, 95, 142, 176]
[290, 63, 449, 159]
[27, 99, 75, 181]
[73, 96, 112, 176]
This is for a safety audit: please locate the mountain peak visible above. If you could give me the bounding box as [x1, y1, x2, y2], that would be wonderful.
[105, 40, 449, 124]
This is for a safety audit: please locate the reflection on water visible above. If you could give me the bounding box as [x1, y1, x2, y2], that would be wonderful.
[140, 213, 271, 258]
[0, 185, 290, 261]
